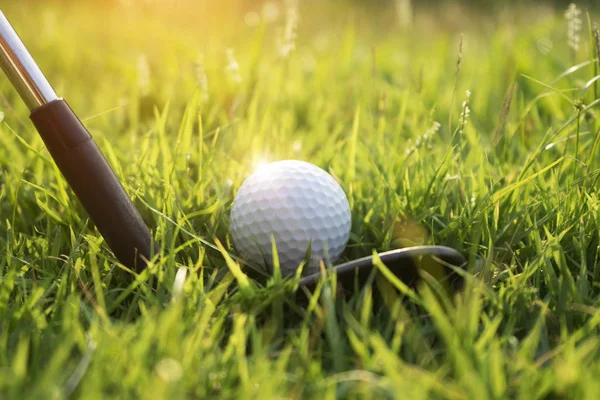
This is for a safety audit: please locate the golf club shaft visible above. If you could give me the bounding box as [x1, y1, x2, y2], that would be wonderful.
[0, 10, 154, 271]
[0, 12, 57, 109]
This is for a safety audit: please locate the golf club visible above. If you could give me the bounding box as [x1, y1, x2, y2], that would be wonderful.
[0, 10, 466, 291]
[298, 246, 465, 293]
[0, 10, 153, 271]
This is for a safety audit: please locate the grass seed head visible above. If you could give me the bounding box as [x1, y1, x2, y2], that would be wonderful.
[226, 48, 242, 84]
[278, 0, 299, 58]
[137, 54, 151, 96]
[458, 89, 471, 134]
[565, 3, 582, 52]
[195, 53, 209, 102]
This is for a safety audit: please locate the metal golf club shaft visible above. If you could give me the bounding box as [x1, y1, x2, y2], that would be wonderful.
[0, 13, 57, 109]
[0, 11, 153, 271]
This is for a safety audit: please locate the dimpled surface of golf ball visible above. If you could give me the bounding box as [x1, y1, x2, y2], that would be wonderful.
[230, 160, 351, 274]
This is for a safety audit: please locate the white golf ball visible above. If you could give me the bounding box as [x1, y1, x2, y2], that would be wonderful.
[230, 160, 351, 274]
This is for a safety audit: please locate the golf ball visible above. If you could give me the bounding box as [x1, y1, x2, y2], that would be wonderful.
[230, 160, 351, 274]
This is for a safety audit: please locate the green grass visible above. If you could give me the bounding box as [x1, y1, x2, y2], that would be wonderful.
[1, 0, 600, 398]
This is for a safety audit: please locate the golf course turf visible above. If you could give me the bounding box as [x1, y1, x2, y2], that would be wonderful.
[1, 0, 600, 398]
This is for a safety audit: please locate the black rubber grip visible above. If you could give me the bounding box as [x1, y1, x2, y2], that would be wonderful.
[30, 99, 153, 271]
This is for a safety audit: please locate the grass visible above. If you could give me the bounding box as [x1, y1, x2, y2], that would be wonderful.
[1, 0, 600, 398]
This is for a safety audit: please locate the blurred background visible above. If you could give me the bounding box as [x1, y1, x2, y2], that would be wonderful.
[0, 0, 596, 146]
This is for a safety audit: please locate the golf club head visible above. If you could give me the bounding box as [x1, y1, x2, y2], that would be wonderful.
[298, 245, 466, 295]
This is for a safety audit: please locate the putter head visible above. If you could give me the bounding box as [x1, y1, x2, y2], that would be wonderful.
[297, 245, 466, 295]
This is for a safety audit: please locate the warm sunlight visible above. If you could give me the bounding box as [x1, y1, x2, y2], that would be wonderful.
[1, 0, 598, 398]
